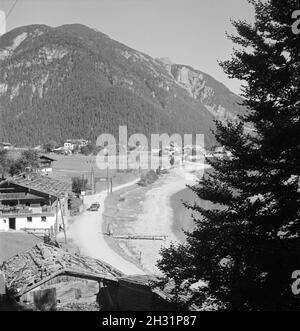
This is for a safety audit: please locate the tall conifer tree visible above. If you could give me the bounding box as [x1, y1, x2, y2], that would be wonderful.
[158, 0, 300, 310]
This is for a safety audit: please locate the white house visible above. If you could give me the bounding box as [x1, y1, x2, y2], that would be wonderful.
[38, 155, 56, 173]
[0, 142, 13, 150]
[0, 174, 71, 232]
[63, 139, 90, 152]
[64, 141, 75, 151]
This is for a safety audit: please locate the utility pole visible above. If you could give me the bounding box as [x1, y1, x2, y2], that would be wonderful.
[87, 158, 95, 194]
[106, 165, 109, 195]
[58, 198, 67, 244]
[104, 148, 109, 195]
[54, 199, 58, 241]
[91, 165, 95, 194]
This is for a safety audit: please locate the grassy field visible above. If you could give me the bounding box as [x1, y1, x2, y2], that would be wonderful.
[7, 150, 168, 193]
[48, 153, 140, 192]
[6, 151, 141, 190]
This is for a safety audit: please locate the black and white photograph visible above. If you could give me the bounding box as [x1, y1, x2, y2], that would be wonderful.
[0, 0, 299, 316]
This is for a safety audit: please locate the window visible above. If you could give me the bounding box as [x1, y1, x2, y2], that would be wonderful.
[41, 216, 46, 222]
[27, 217, 32, 222]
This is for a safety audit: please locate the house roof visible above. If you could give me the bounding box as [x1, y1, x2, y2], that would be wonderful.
[0, 142, 12, 146]
[0, 174, 72, 198]
[39, 155, 57, 162]
[1, 243, 124, 298]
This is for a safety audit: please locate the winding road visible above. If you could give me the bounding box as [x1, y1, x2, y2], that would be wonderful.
[66, 162, 209, 275]
[67, 179, 145, 275]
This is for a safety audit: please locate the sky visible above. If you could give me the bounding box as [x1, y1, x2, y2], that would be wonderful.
[0, 0, 255, 94]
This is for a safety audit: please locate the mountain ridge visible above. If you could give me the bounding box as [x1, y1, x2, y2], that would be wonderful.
[0, 23, 247, 148]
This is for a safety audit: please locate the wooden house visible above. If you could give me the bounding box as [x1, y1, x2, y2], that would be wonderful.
[0, 174, 71, 232]
[38, 155, 56, 173]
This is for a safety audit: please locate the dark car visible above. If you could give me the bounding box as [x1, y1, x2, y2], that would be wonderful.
[87, 203, 100, 211]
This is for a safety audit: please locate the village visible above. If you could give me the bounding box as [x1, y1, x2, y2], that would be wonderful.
[0, 137, 227, 311]
[0, 0, 298, 316]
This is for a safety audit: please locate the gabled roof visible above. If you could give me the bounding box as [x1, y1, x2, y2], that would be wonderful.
[0, 174, 71, 198]
[1, 243, 124, 298]
[39, 155, 57, 162]
[0, 142, 13, 146]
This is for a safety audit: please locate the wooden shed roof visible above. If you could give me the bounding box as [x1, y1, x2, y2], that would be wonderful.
[1, 243, 124, 298]
[0, 174, 71, 198]
[39, 155, 57, 162]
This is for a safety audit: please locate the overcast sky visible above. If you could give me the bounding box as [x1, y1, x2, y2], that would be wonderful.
[0, 0, 255, 94]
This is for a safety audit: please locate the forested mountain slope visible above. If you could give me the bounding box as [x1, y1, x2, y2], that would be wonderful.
[0, 24, 246, 148]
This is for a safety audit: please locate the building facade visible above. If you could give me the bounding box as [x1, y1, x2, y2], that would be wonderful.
[38, 155, 56, 173]
[0, 142, 13, 150]
[0, 174, 71, 232]
[64, 139, 90, 152]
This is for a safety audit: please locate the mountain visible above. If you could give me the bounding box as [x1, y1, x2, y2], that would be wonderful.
[0, 24, 246, 148]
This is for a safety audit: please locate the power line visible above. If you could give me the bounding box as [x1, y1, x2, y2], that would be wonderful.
[6, 0, 19, 20]
[0, 0, 19, 32]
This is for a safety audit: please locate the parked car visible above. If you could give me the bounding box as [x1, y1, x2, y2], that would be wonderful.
[87, 203, 100, 211]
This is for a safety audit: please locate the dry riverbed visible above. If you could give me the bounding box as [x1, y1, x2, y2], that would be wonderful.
[102, 165, 209, 275]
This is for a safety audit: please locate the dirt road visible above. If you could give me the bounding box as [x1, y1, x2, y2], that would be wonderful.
[67, 179, 145, 275]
